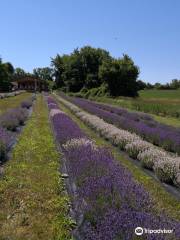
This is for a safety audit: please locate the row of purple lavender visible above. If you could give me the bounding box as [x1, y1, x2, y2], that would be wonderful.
[0, 96, 35, 163]
[47, 96, 180, 240]
[61, 94, 180, 155]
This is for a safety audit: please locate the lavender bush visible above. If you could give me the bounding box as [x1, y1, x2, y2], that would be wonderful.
[0, 112, 19, 131]
[47, 96, 180, 240]
[0, 127, 12, 162]
[0, 107, 28, 131]
[21, 99, 32, 109]
[0, 94, 32, 161]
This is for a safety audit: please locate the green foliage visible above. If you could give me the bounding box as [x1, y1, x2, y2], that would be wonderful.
[51, 46, 140, 97]
[136, 80, 147, 90]
[99, 54, 139, 97]
[68, 83, 109, 99]
[51, 54, 66, 89]
[51, 46, 113, 92]
[33, 67, 53, 81]
[170, 79, 180, 89]
[14, 67, 26, 78]
[0, 58, 15, 92]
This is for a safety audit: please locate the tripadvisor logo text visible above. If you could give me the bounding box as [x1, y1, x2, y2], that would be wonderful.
[135, 227, 173, 236]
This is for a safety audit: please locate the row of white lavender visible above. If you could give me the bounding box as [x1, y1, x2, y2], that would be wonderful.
[54, 94, 180, 188]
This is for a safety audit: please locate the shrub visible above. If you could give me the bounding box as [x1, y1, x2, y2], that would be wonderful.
[0, 107, 28, 131]
[0, 141, 6, 162]
[174, 172, 180, 188]
[0, 127, 12, 162]
[21, 100, 32, 109]
[13, 108, 29, 125]
[125, 140, 152, 159]
[153, 158, 179, 183]
[137, 149, 167, 169]
[0, 113, 19, 131]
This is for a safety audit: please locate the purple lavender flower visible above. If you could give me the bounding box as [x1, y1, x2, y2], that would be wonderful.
[0, 127, 12, 161]
[21, 99, 32, 109]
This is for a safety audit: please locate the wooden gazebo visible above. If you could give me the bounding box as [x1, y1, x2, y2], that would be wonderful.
[15, 76, 48, 91]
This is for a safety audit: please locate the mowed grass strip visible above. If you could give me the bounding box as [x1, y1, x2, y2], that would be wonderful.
[0, 95, 72, 240]
[139, 89, 180, 100]
[54, 95, 180, 221]
[0, 92, 32, 115]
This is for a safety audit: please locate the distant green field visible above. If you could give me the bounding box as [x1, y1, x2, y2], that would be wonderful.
[139, 89, 180, 100]
[79, 89, 180, 125]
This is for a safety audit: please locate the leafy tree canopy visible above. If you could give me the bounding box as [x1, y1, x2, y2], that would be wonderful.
[51, 46, 140, 97]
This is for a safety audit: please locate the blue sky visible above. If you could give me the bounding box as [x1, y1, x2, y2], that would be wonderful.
[0, 0, 180, 84]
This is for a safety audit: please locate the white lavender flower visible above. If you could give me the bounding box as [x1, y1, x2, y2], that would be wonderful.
[137, 148, 167, 169]
[50, 109, 63, 118]
[125, 140, 153, 159]
[153, 157, 179, 183]
[63, 137, 96, 150]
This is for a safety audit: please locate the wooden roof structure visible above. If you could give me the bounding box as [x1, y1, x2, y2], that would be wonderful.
[15, 76, 48, 91]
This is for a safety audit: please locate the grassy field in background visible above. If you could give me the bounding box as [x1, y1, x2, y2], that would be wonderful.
[139, 89, 180, 100]
[0, 92, 32, 115]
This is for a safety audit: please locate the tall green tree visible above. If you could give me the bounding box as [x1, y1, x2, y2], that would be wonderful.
[51, 46, 111, 91]
[33, 67, 53, 81]
[99, 54, 139, 97]
[14, 67, 26, 77]
[51, 46, 140, 96]
[0, 58, 15, 92]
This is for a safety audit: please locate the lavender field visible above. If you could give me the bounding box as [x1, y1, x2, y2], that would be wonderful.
[0, 92, 179, 239]
[1, 0, 180, 238]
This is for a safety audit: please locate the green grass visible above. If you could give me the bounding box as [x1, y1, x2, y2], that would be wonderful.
[139, 89, 180, 100]
[0, 92, 32, 115]
[153, 115, 180, 128]
[54, 94, 180, 221]
[0, 95, 73, 240]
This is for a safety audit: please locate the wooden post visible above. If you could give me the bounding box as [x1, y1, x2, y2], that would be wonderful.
[35, 79, 37, 93]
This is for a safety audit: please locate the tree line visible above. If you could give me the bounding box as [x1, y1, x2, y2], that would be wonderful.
[1, 46, 179, 95]
[51, 46, 140, 97]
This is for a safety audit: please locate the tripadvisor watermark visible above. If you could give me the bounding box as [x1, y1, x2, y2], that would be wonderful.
[135, 227, 173, 236]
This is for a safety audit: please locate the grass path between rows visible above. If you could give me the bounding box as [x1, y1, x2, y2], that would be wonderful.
[54, 94, 180, 221]
[0, 94, 72, 240]
[0, 92, 32, 115]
